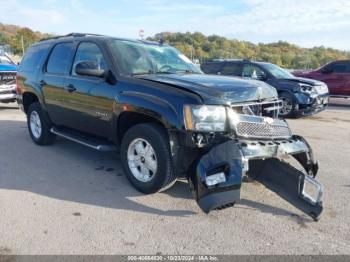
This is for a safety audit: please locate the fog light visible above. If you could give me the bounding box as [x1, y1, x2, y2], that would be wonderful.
[301, 175, 323, 205]
[206, 172, 226, 186]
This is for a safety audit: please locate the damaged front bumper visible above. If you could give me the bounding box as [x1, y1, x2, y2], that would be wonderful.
[189, 135, 323, 220]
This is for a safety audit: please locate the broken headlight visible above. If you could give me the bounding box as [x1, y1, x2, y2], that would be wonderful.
[299, 84, 317, 96]
[184, 105, 227, 132]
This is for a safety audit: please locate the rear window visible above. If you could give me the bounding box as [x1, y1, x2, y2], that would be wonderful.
[201, 63, 222, 74]
[20, 44, 49, 72]
[221, 63, 242, 76]
[46, 42, 73, 75]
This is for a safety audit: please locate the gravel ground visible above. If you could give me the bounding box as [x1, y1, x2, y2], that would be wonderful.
[0, 98, 349, 255]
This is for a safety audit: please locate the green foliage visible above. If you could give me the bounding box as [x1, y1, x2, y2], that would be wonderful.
[148, 32, 350, 69]
[0, 23, 52, 55]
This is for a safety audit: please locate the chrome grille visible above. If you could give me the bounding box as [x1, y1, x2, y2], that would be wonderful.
[235, 118, 292, 139]
[0, 71, 16, 86]
[231, 100, 292, 139]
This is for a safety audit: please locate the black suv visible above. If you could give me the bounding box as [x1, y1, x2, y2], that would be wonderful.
[17, 33, 323, 218]
[201, 59, 329, 117]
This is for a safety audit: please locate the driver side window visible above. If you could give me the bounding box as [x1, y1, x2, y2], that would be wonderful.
[72, 42, 107, 76]
[242, 64, 265, 79]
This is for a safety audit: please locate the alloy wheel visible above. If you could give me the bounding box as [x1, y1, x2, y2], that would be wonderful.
[127, 138, 158, 182]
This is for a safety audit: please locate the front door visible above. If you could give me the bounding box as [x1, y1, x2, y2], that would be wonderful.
[62, 41, 115, 138]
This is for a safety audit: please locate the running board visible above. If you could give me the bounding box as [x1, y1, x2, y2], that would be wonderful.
[50, 127, 117, 152]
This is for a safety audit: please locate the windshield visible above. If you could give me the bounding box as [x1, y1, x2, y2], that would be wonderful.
[0, 55, 15, 65]
[109, 39, 202, 75]
[261, 63, 294, 79]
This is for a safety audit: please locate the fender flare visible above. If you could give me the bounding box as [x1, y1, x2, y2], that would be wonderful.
[112, 91, 183, 140]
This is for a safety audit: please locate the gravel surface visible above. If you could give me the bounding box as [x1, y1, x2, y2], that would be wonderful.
[0, 98, 349, 255]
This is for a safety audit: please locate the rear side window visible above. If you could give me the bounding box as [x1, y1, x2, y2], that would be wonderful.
[324, 62, 349, 73]
[221, 63, 242, 76]
[201, 63, 222, 74]
[333, 63, 348, 73]
[46, 42, 73, 75]
[20, 45, 48, 72]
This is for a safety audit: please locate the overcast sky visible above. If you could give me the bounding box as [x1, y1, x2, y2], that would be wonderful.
[1, 0, 350, 50]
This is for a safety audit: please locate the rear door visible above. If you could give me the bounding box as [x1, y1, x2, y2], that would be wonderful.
[63, 41, 115, 137]
[317, 61, 349, 96]
[344, 63, 350, 96]
[40, 42, 75, 125]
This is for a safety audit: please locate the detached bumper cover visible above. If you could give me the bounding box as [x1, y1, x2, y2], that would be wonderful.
[295, 93, 329, 116]
[190, 135, 323, 220]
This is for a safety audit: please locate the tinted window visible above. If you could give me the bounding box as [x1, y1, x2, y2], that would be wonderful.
[201, 63, 222, 74]
[20, 45, 48, 72]
[332, 63, 348, 73]
[242, 64, 265, 79]
[46, 42, 73, 75]
[221, 63, 242, 76]
[72, 42, 107, 76]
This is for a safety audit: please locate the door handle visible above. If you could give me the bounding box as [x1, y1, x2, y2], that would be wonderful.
[39, 80, 46, 86]
[65, 84, 77, 93]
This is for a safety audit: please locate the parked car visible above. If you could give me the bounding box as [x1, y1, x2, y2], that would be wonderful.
[0, 51, 17, 103]
[16, 33, 323, 219]
[201, 59, 329, 118]
[293, 60, 350, 98]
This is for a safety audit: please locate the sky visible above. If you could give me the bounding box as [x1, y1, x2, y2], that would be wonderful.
[1, 0, 350, 50]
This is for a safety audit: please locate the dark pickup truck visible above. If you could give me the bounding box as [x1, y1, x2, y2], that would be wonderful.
[16, 33, 324, 219]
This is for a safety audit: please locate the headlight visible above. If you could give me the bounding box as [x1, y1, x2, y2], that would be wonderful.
[184, 105, 227, 132]
[299, 84, 317, 96]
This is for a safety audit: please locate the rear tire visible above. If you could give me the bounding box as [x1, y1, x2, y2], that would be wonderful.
[120, 123, 177, 194]
[27, 102, 56, 145]
[279, 92, 296, 118]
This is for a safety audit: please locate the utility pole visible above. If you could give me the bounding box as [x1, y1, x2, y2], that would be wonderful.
[21, 35, 25, 56]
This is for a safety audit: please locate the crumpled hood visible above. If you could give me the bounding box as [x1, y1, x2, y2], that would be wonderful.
[138, 74, 277, 104]
[281, 77, 325, 86]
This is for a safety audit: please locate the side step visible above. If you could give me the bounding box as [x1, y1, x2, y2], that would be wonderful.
[51, 127, 117, 152]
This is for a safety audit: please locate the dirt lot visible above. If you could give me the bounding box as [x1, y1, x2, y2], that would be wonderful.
[0, 98, 349, 255]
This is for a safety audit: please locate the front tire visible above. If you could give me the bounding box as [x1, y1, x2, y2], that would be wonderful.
[120, 123, 177, 194]
[27, 102, 56, 145]
[279, 92, 296, 118]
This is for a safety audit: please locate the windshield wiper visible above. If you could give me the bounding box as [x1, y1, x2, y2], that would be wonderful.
[132, 70, 173, 76]
[175, 70, 200, 74]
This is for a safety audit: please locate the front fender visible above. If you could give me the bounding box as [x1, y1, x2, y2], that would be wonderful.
[115, 90, 182, 130]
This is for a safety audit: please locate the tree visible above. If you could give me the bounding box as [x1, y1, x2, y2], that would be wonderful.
[148, 32, 350, 69]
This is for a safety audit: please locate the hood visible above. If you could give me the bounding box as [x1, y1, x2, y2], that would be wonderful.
[137, 74, 277, 104]
[280, 77, 323, 86]
[0, 64, 17, 71]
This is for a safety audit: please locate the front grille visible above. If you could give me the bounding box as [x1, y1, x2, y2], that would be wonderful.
[231, 100, 292, 139]
[0, 71, 16, 86]
[235, 117, 292, 139]
[232, 100, 282, 118]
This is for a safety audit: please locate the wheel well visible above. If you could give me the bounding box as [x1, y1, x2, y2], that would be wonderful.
[22, 92, 39, 114]
[117, 112, 167, 145]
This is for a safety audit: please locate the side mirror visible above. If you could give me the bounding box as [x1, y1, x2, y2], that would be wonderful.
[257, 73, 268, 81]
[75, 61, 105, 78]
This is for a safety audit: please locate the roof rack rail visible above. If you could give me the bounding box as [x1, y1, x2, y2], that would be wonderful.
[40, 33, 104, 42]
